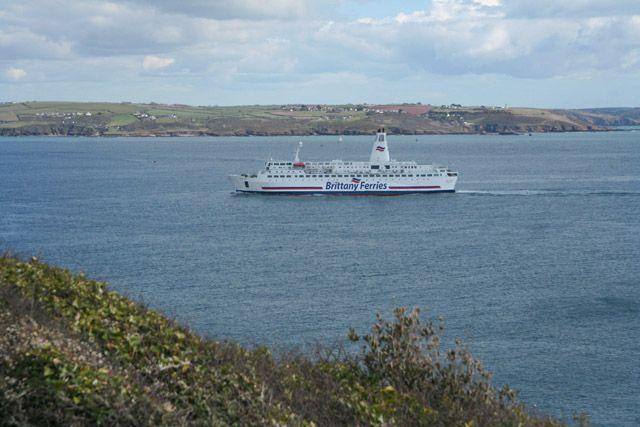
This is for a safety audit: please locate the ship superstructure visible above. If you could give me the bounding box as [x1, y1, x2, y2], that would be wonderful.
[229, 129, 458, 195]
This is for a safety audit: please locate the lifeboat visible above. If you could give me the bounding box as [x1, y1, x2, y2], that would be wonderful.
[293, 162, 305, 168]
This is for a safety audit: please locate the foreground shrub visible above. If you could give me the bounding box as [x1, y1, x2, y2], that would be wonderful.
[348, 308, 525, 425]
[0, 255, 576, 426]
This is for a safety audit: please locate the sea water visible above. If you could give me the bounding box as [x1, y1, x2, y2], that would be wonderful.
[1, 132, 639, 426]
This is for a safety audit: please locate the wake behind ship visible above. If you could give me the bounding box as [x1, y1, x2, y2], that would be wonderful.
[229, 129, 458, 195]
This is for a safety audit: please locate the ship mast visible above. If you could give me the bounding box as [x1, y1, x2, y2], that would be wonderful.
[294, 141, 302, 163]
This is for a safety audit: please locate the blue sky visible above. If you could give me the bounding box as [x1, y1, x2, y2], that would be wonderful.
[1, 0, 639, 107]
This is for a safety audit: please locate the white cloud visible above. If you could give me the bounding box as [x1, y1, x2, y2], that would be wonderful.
[124, 0, 338, 20]
[333, 0, 640, 78]
[0, 0, 639, 106]
[4, 0, 639, 81]
[142, 55, 174, 71]
[474, 0, 501, 7]
[5, 67, 26, 80]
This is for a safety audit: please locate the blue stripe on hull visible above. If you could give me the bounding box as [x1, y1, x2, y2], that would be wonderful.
[235, 189, 455, 196]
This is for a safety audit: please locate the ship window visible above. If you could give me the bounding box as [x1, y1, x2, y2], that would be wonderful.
[408, 174, 413, 177]
[286, 175, 291, 178]
[427, 174, 432, 176]
[401, 174, 406, 177]
[371, 165, 379, 169]
[385, 165, 390, 169]
[331, 175, 336, 177]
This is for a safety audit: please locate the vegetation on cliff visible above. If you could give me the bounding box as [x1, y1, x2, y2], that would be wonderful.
[0, 255, 585, 425]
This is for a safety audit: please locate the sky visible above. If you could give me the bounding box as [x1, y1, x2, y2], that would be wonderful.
[1, 0, 639, 108]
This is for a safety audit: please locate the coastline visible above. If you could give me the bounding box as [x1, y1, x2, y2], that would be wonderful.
[3, 101, 638, 138]
[0, 128, 616, 138]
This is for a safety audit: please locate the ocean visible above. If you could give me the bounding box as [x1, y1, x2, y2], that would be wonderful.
[1, 132, 639, 425]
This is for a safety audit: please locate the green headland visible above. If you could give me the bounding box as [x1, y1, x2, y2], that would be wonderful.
[1, 101, 638, 137]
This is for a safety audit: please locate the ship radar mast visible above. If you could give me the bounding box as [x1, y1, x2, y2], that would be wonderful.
[369, 128, 390, 163]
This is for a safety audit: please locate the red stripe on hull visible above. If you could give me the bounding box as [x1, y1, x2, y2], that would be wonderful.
[388, 185, 441, 190]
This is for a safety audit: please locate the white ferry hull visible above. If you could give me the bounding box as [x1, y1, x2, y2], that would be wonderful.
[229, 130, 458, 196]
[230, 175, 457, 195]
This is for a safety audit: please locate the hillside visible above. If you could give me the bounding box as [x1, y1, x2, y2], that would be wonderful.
[568, 108, 640, 127]
[0, 101, 632, 137]
[0, 255, 584, 426]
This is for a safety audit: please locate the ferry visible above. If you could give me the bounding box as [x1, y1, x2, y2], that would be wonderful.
[229, 129, 458, 195]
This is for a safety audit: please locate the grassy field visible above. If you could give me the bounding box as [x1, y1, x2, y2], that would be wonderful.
[108, 114, 139, 127]
[0, 101, 636, 137]
[0, 255, 585, 426]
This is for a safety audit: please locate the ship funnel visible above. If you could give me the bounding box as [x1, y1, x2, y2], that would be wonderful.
[369, 129, 390, 163]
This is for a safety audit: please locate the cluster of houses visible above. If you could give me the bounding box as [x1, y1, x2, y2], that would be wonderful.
[279, 103, 433, 116]
[133, 111, 157, 121]
[35, 111, 93, 118]
[133, 111, 178, 121]
[280, 104, 367, 113]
